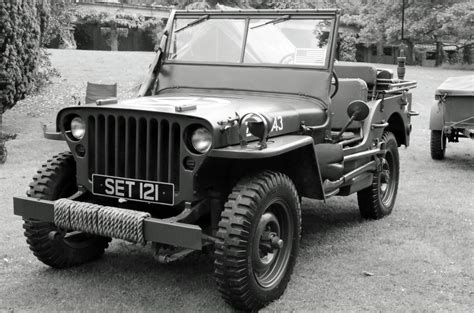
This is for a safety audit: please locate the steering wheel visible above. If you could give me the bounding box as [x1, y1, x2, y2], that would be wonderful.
[279, 53, 294, 64]
[330, 70, 339, 98]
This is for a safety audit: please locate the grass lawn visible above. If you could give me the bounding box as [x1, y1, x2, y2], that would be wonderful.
[0, 49, 473, 312]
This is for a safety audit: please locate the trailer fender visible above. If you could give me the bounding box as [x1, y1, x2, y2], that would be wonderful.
[429, 99, 444, 130]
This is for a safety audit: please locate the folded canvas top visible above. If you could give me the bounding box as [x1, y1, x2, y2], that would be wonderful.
[436, 75, 474, 97]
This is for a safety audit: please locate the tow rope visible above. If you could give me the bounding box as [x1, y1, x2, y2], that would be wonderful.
[54, 198, 150, 245]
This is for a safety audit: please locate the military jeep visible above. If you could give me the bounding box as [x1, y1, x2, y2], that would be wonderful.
[14, 9, 417, 311]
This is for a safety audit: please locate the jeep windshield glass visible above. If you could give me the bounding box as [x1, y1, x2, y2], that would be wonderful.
[167, 16, 333, 67]
[169, 18, 246, 63]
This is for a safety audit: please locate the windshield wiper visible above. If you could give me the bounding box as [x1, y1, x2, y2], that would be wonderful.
[250, 15, 291, 30]
[175, 14, 210, 33]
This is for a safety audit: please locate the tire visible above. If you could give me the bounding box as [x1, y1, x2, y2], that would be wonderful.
[357, 132, 399, 219]
[23, 152, 110, 268]
[214, 171, 301, 311]
[430, 130, 446, 160]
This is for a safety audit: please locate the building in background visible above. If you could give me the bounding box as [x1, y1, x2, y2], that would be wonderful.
[60, 0, 171, 51]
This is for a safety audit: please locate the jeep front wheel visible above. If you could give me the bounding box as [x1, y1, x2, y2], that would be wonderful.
[214, 171, 301, 311]
[23, 152, 110, 268]
[357, 132, 399, 219]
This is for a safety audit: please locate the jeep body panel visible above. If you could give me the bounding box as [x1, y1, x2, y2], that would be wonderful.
[209, 135, 314, 158]
[59, 89, 328, 142]
[118, 88, 328, 146]
[157, 63, 332, 103]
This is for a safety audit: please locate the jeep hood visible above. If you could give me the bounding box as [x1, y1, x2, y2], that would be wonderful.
[70, 89, 328, 147]
[117, 89, 325, 129]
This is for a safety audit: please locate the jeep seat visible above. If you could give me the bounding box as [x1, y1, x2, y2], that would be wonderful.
[334, 62, 377, 100]
[330, 78, 368, 132]
[85, 82, 117, 104]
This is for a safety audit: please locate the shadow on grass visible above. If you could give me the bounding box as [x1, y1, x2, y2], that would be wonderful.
[437, 154, 474, 170]
[301, 198, 364, 237]
[13, 247, 224, 311]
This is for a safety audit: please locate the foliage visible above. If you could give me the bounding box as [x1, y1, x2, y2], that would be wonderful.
[33, 49, 61, 93]
[76, 11, 164, 50]
[356, 0, 471, 65]
[43, 0, 76, 48]
[176, 0, 248, 9]
[56, 0, 474, 63]
[249, 0, 314, 9]
[338, 33, 357, 62]
[444, 50, 464, 65]
[0, 0, 52, 113]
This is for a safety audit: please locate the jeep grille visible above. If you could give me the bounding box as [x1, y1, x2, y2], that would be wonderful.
[87, 114, 181, 190]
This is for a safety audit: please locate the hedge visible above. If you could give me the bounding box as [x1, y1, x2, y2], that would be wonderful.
[0, 0, 49, 114]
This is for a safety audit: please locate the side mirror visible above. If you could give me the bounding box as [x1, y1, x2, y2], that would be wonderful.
[347, 100, 370, 121]
[334, 100, 370, 141]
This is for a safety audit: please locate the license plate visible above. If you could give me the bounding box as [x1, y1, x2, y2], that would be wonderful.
[92, 174, 174, 206]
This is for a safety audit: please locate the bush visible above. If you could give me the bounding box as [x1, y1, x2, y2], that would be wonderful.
[0, 0, 50, 114]
[444, 49, 464, 65]
[339, 33, 357, 62]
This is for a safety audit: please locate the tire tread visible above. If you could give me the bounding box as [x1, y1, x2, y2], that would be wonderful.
[430, 130, 446, 160]
[23, 152, 110, 268]
[214, 171, 301, 310]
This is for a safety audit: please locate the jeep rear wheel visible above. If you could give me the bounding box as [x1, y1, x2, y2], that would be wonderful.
[357, 132, 399, 219]
[214, 171, 301, 311]
[430, 130, 446, 160]
[23, 152, 110, 268]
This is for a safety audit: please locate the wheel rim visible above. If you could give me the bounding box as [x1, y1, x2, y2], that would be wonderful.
[252, 199, 293, 289]
[379, 152, 396, 207]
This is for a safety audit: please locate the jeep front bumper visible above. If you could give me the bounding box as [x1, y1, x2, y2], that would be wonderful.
[13, 196, 203, 250]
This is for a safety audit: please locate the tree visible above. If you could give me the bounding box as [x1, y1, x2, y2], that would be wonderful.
[43, 0, 76, 49]
[338, 33, 357, 62]
[357, 0, 472, 66]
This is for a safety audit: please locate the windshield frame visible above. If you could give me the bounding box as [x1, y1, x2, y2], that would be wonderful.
[165, 10, 340, 71]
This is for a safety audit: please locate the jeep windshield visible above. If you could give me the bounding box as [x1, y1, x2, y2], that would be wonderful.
[167, 14, 335, 68]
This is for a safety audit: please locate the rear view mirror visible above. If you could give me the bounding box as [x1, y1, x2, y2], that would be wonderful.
[347, 100, 370, 121]
[334, 100, 370, 141]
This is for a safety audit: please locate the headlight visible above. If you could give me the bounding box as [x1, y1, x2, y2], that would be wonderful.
[191, 127, 212, 153]
[70, 117, 85, 140]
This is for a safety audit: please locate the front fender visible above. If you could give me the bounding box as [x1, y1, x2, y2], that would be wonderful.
[208, 135, 326, 200]
[209, 135, 314, 159]
[429, 99, 444, 130]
